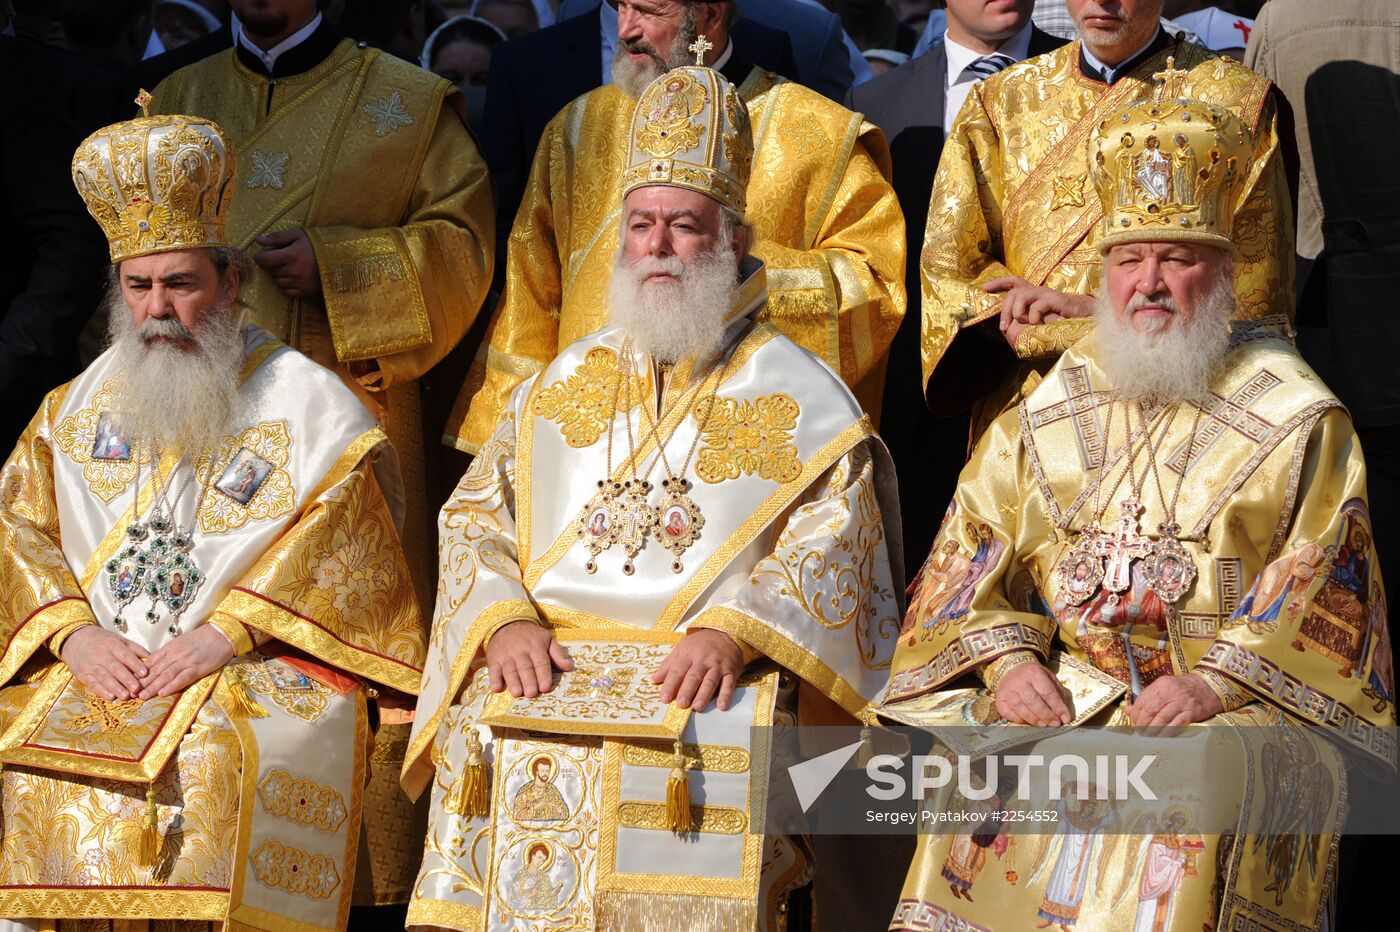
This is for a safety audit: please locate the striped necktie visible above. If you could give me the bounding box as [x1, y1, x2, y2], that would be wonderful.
[962, 53, 1016, 81]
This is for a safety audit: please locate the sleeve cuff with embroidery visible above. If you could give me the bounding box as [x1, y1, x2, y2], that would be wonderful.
[980, 650, 1040, 692]
[208, 613, 259, 656]
[1193, 668, 1252, 713]
[48, 620, 96, 658]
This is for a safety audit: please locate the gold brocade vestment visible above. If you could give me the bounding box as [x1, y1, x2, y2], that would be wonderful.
[445, 68, 906, 454]
[921, 38, 1293, 437]
[0, 335, 425, 928]
[405, 264, 905, 930]
[883, 322, 1395, 931]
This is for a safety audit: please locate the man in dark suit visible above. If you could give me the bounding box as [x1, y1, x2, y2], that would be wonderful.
[846, 0, 1064, 581]
[479, 1, 797, 282]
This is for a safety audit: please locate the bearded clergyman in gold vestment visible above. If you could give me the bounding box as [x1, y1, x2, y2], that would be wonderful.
[882, 96, 1394, 932]
[0, 111, 424, 930]
[444, 1, 905, 453]
[920, 1, 1293, 439]
[148, 6, 495, 903]
[406, 64, 902, 932]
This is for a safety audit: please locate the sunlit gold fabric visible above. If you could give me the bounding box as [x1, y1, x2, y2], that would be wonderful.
[445, 68, 905, 453]
[920, 39, 1291, 436]
[883, 322, 1395, 931]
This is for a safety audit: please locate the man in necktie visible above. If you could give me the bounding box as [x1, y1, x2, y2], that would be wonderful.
[918, 0, 1294, 444]
[846, 1, 1064, 580]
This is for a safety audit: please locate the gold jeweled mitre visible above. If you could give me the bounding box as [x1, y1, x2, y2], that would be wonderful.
[620, 58, 752, 215]
[1089, 89, 1254, 252]
[71, 92, 236, 263]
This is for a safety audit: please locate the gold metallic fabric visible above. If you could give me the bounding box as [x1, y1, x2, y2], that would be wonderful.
[921, 39, 1291, 432]
[445, 69, 905, 453]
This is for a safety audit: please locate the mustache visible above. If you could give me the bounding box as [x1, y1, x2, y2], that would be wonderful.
[629, 255, 687, 281]
[620, 36, 664, 61]
[1126, 292, 1180, 314]
[138, 316, 196, 346]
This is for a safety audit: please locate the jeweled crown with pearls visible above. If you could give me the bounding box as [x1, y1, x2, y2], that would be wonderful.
[620, 43, 752, 215]
[1089, 61, 1254, 252]
[71, 91, 237, 263]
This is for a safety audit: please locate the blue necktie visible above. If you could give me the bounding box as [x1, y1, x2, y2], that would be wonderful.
[962, 53, 1016, 81]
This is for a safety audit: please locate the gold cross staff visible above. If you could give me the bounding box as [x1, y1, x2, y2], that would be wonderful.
[689, 34, 714, 66]
[1152, 56, 1188, 102]
[134, 89, 153, 117]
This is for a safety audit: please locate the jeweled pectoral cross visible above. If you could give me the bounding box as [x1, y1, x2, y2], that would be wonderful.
[1153, 56, 1188, 102]
[689, 34, 714, 66]
[1094, 498, 1154, 593]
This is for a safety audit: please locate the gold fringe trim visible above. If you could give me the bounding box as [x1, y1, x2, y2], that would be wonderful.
[665, 740, 694, 834]
[453, 728, 490, 817]
[139, 783, 160, 867]
[328, 253, 406, 293]
[856, 725, 874, 768]
[225, 668, 268, 719]
[597, 890, 756, 932]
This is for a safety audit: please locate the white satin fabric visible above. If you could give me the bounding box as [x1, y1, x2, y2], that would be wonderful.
[47, 327, 388, 655]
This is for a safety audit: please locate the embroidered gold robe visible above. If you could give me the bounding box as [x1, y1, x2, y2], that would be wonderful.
[150, 41, 496, 620]
[444, 68, 906, 454]
[883, 321, 1395, 931]
[0, 331, 425, 929]
[921, 38, 1293, 437]
[405, 263, 904, 930]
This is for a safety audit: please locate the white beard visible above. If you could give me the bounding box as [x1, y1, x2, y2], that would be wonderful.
[1093, 275, 1235, 406]
[104, 289, 246, 455]
[607, 246, 741, 365]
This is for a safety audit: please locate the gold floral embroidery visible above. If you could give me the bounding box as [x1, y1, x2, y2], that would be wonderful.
[197, 420, 295, 534]
[62, 692, 143, 733]
[533, 348, 643, 448]
[1051, 175, 1085, 210]
[778, 112, 829, 158]
[258, 769, 348, 833]
[51, 380, 150, 503]
[236, 656, 334, 723]
[251, 838, 340, 899]
[622, 741, 750, 773]
[616, 801, 746, 834]
[693, 393, 802, 484]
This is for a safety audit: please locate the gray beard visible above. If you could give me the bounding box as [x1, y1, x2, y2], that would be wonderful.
[607, 247, 741, 365]
[609, 9, 697, 97]
[1093, 276, 1236, 406]
[104, 289, 246, 455]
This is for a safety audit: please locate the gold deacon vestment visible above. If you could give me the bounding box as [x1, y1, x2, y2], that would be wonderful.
[921, 38, 1293, 435]
[445, 69, 906, 454]
[151, 41, 496, 619]
[882, 321, 1396, 931]
[0, 330, 425, 929]
[405, 262, 904, 930]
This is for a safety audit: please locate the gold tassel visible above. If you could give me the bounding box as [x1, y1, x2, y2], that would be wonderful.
[225, 668, 268, 719]
[666, 740, 694, 834]
[856, 724, 874, 768]
[454, 728, 491, 818]
[139, 783, 160, 867]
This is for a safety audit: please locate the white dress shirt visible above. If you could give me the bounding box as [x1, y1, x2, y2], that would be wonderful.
[943, 22, 1033, 133]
